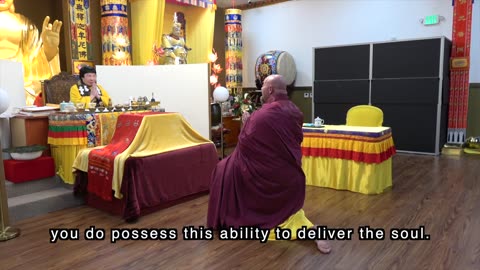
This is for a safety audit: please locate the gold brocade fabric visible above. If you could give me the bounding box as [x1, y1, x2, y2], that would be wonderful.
[73, 113, 213, 199]
[96, 112, 122, 146]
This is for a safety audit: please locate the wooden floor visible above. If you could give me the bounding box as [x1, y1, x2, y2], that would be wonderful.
[1, 153, 480, 270]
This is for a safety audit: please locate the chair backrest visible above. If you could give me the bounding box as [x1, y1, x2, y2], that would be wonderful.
[346, 105, 384, 127]
[211, 103, 222, 126]
[42, 72, 79, 104]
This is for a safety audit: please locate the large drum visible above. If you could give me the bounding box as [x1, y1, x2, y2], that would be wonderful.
[255, 50, 296, 89]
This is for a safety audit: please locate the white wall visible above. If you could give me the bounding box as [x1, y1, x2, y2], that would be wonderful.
[242, 0, 480, 86]
[96, 64, 211, 139]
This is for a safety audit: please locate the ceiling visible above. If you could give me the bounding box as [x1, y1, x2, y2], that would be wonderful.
[216, 0, 286, 9]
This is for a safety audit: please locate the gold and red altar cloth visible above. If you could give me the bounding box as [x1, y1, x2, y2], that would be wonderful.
[301, 125, 396, 194]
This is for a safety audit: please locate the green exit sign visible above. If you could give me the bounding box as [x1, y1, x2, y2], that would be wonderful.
[424, 15, 440, 25]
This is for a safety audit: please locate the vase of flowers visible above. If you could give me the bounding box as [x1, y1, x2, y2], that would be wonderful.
[231, 92, 257, 117]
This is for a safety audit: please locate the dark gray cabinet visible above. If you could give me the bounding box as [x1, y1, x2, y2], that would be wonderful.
[313, 37, 451, 155]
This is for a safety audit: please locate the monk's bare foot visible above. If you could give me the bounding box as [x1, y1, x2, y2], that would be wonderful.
[315, 240, 331, 254]
[312, 225, 331, 254]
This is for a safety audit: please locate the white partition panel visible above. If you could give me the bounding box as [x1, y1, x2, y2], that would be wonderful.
[0, 60, 25, 157]
[96, 64, 210, 139]
[0, 60, 25, 116]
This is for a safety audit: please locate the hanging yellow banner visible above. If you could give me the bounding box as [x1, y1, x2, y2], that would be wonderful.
[75, 0, 87, 60]
[69, 0, 92, 62]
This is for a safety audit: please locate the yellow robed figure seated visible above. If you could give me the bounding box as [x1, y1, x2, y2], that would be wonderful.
[0, 0, 62, 104]
[161, 13, 191, 65]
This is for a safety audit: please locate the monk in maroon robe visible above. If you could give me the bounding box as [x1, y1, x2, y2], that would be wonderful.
[207, 75, 331, 253]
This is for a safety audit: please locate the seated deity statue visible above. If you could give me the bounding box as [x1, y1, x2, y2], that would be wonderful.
[0, 0, 62, 104]
[161, 19, 190, 65]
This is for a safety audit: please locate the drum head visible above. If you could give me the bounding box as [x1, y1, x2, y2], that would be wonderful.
[255, 50, 296, 87]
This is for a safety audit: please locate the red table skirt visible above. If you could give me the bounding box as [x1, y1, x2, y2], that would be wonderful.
[74, 143, 218, 221]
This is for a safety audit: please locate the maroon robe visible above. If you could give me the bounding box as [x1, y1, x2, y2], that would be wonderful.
[207, 94, 306, 229]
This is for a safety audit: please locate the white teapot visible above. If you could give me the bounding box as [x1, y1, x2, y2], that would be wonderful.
[314, 117, 324, 127]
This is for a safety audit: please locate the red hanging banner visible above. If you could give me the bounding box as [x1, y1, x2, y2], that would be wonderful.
[447, 0, 474, 144]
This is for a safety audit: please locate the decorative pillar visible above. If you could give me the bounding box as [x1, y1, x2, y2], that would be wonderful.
[100, 0, 132, 65]
[225, 9, 243, 94]
[447, 0, 474, 144]
[69, 0, 94, 72]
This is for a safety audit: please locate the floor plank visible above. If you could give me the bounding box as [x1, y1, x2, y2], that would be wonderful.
[1, 153, 479, 270]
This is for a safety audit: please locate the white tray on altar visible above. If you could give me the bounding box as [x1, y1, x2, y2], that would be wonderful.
[22, 106, 58, 112]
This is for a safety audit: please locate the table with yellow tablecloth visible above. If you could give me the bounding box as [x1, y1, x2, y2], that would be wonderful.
[301, 125, 396, 194]
[73, 112, 214, 199]
[47, 111, 142, 184]
[72, 112, 218, 220]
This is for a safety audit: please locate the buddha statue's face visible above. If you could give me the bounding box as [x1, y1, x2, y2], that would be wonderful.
[172, 23, 182, 36]
[0, 0, 14, 12]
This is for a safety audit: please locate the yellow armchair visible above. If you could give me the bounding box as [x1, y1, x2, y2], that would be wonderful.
[346, 105, 383, 127]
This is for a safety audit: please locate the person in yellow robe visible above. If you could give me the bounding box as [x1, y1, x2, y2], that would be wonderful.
[0, 0, 62, 104]
[70, 66, 110, 108]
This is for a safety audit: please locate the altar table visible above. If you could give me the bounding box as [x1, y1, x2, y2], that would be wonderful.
[72, 113, 218, 220]
[301, 125, 396, 194]
[48, 111, 142, 184]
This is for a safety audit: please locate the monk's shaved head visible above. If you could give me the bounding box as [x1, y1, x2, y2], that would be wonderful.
[261, 75, 288, 103]
[264, 75, 287, 92]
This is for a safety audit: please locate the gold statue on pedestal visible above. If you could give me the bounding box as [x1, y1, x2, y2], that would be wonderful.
[161, 13, 190, 65]
[0, 0, 62, 104]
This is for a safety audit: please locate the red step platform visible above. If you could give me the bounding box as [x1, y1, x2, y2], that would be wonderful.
[3, 156, 55, 183]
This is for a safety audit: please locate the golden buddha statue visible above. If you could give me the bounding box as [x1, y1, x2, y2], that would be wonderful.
[0, 0, 62, 104]
[161, 13, 190, 65]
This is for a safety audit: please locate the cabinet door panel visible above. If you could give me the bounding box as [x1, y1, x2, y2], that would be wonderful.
[314, 45, 370, 80]
[314, 80, 369, 104]
[374, 104, 439, 153]
[371, 78, 440, 104]
[373, 39, 441, 78]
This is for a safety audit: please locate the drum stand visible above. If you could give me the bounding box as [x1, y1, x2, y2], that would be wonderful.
[220, 114, 225, 159]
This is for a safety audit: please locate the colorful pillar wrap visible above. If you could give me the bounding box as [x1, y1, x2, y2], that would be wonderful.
[447, 0, 474, 144]
[101, 0, 132, 65]
[69, 0, 93, 61]
[225, 9, 243, 93]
